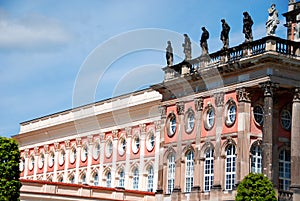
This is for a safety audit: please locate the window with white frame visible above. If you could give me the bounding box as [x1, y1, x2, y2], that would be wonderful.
[225, 144, 236, 191]
[29, 155, 34, 170]
[167, 153, 175, 194]
[106, 171, 111, 187]
[204, 147, 214, 192]
[59, 149, 65, 165]
[118, 137, 126, 156]
[81, 145, 88, 162]
[253, 105, 264, 126]
[146, 131, 155, 151]
[93, 142, 101, 160]
[279, 149, 291, 191]
[147, 166, 154, 192]
[185, 150, 194, 192]
[105, 140, 113, 158]
[58, 175, 64, 182]
[93, 172, 99, 186]
[48, 151, 54, 167]
[20, 157, 25, 172]
[70, 147, 76, 164]
[280, 109, 291, 130]
[251, 143, 262, 173]
[133, 168, 139, 190]
[81, 173, 87, 184]
[185, 109, 195, 133]
[38, 153, 44, 169]
[119, 169, 125, 188]
[168, 113, 177, 137]
[204, 106, 215, 130]
[69, 175, 75, 184]
[132, 135, 140, 154]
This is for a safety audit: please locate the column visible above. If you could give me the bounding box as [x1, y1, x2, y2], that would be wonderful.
[153, 120, 161, 193]
[125, 127, 132, 190]
[64, 140, 70, 182]
[290, 88, 300, 201]
[75, 138, 82, 183]
[190, 97, 203, 201]
[43, 145, 49, 180]
[172, 101, 184, 201]
[24, 149, 29, 178]
[211, 92, 224, 191]
[156, 105, 166, 197]
[53, 142, 59, 181]
[236, 88, 251, 183]
[99, 133, 105, 186]
[86, 136, 93, 185]
[259, 81, 278, 185]
[139, 124, 146, 191]
[33, 147, 38, 180]
[111, 130, 118, 187]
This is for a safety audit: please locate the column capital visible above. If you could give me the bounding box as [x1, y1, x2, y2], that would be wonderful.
[125, 127, 132, 137]
[194, 97, 204, 111]
[154, 120, 161, 130]
[64, 140, 71, 149]
[259, 81, 279, 97]
[236, 87, 250, 102]
[159, 105, 167, 119]
[112, 130, 119, 139]
[25, 148, 29, 158]
[214, 92, 224, 107]
[139, 123, 146, 133]
[44, 144, 49, 154]
[293, 87, 300, 103]
[88, 136, 93, 145]
[76, 137, 82, 147]
[34, 146, 39, 156]
[54, 142, 60, 151]
[176, 101, 185, 115]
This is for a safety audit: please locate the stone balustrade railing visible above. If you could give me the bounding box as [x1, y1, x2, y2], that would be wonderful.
[278, 190, 293, 201]
[163, 36, 300, 81]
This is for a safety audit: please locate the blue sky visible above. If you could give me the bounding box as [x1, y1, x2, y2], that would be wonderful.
[0, 0, 288, 137]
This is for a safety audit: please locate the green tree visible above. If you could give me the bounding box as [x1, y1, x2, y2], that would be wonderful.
[0, 137, 22, 201]
[236, 173, 277, 201]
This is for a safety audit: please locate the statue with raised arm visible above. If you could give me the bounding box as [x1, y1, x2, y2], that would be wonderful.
[266, 4, 280, 36]
[243, 12, 253, 42]
[220, 19, 230, 49]
[166, 41, 173, 66]
[182, 34, 191, 60]
[200, 27, 209, 55]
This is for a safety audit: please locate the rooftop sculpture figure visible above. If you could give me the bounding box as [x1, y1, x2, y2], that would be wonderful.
[182, 34, 191, 60]
[243, 12, 254, 42]
[200, 27, 209, 55]
[166, 41, 173, 66]
[266, 4, 280, 36]
[220, 19, 230, 49]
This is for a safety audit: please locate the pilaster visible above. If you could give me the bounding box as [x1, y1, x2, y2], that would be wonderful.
[290, 88, 300, 201]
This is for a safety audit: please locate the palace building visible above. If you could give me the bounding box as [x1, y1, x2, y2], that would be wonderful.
[14, 1, 300, 201]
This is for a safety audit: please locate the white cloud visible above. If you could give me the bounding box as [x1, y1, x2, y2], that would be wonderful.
[0, 12, 73, 51]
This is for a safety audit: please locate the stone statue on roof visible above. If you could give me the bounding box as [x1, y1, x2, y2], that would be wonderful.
[200, 27, 209, 55]
[182, 34, 192, 60]
[243, 12, 253, 42]
[220, 19, 230, 49]
[266, 4, 280, 36]
[166, 41, 173, 66]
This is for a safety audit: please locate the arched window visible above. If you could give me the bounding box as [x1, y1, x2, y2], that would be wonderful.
[147, 166, 154, 192]
[185, 150, 194, 192]
[133, 168, 139, 190]
[106, 171, 111, 187]
[204, 148, 214, 192]
[58, 175, 64, 183]
[225, 144, 236, 191]
[93, 172, 99, 186]
[167, 153, 175, 194]
[119, 169, 125, 188]
[69, 174, 75, 184]
[250, 143, 262, 173]
[279, 149, 291, 191]
[81, 173, 87, 184]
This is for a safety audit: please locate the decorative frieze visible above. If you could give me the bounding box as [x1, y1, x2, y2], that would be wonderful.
[176, 102, 185, 115]
[236, 88, 250, 102]
[214, 92, 224, 107]
[194, 97, 204, 111]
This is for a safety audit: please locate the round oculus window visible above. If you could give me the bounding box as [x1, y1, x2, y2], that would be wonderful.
[70, 147, 76, 164]
[225, 103, 237, 126]
[168, 114, 177, 137]
[93, 142, 101, 160]
[105, 140, 113, 158]
[118, 138, 126, 156]
[20, 158, 25, 172]
[281, 109, 291, 130]
[146, 131, 155, 151]
[38, 153, 45, 169]
[185, 110, 195, 133]
[81, 145, 88, 162]
[132, 135, 140, 154]
[29, 156, 34, 170]
[48, 152, 54, 167]
[253, 105, 264, 126]
[59, 150, 65, 165]
[205, 107, 215, 130]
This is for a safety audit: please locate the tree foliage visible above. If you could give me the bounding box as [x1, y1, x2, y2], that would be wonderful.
[236, 173, 277, 201]
[0, 137, 22, 201]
